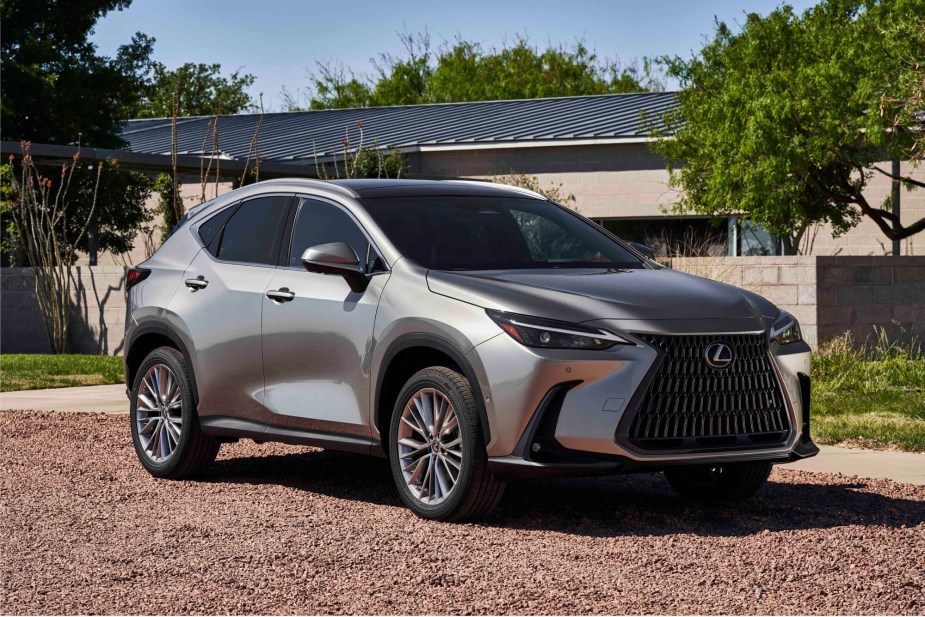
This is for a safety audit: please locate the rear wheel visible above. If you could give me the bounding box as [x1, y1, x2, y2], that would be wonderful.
[664, 462, 773, 501]
[388, 366, 505, 521]
[130, 346, 220, 478]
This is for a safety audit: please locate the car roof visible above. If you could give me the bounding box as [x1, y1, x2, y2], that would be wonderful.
[253, 178, 545, 200]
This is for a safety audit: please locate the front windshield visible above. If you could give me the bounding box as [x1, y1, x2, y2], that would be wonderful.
[361, 196, 644, 270]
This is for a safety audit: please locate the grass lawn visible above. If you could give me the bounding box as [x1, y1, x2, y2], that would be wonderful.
[812, 331, 925, 453]
[0, 354, 123, 392]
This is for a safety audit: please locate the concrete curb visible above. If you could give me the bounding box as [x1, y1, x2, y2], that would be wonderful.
[1, 384, 128, 414]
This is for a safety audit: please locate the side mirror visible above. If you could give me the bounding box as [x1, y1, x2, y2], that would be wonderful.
[629, 241, 654, 258]
[301, 242, 368, 293]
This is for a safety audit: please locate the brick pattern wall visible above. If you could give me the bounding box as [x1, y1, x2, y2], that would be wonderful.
[1, 267, 127, 355]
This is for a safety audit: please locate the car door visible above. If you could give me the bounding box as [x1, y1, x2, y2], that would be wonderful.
[261, 195, 390, 438]
[169, 194, 291, 426]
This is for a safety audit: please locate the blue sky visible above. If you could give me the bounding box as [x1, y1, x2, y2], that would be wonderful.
[91, 0, 820, 110]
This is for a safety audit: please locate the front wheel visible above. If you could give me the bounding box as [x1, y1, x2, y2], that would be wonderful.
[388, 366, 505, 521]
[130, 346, 220, 478]
[664, 462, 773, 501]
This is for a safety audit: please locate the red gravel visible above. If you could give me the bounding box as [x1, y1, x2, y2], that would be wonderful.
[1, 410, 923, 615]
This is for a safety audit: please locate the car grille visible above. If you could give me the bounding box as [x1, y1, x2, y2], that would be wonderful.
[624, 333, 791, 451]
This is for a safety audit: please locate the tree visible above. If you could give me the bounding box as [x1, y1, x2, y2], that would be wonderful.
[5, 144, 103, 352]
[651, 0, 925, 254]
[132, 62, 257, 118]
[1, 0, 155, 148]
[302, 34, 663, 110]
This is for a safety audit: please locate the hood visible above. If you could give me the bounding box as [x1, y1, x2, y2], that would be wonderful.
[427, 267, 779, 326]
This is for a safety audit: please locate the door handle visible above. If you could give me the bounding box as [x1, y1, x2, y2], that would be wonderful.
[185, 277, 208, 290]
[266, 288, 295, 302]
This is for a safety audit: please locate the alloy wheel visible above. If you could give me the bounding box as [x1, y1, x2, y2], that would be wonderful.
[396, 388, 463, 505]
[135, 363, 183, 463]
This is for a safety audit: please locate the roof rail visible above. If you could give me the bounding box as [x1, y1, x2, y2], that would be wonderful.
[442, 179, 546, 200]
[255, 177, 360, 198]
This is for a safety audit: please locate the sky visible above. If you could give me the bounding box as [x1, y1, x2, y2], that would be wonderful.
[90, 0, 821, 111]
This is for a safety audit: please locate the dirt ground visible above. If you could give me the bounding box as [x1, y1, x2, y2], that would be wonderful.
[2, 410, 923, 615]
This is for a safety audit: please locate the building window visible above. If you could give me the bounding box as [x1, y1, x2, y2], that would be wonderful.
[727, 217, 781, 256]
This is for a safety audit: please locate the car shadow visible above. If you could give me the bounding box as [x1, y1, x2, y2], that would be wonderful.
[201, 449, 925, 537]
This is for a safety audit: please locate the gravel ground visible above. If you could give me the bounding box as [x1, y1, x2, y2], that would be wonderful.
[2, 410, 923, 615]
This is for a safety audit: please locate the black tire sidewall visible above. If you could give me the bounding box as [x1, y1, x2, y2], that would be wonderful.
[388, 368, 479, 520]
[129, 347, 197, 477]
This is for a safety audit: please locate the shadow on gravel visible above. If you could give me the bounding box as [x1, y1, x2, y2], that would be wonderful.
[201, 450, 925, 537]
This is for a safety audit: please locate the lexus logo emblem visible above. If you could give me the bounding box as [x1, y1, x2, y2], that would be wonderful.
[704, 342, 735, 370]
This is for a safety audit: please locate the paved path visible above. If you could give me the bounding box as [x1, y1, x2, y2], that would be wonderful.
[2, 384, 923, 484]
[788, 445, 925, 486]
[0, 384, 127, 413]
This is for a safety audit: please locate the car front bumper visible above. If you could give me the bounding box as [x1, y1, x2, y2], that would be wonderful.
[469, 319, 818, 478]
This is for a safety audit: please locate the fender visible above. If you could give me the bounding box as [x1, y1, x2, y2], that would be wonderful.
[374, 332, 491, 446]
[125, 321, 200, 404]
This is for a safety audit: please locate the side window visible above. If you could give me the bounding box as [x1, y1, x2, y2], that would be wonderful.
[288, 198, 382, 272]
[216, 195, 289, 265]
[197, 204, 236, 248]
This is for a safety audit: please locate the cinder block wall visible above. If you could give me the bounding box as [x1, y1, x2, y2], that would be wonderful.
[670, 257, 820, 346]
[816, 256, 925, 345]
[1, 267, 127, 355]
[1, 257, 921, 355]
[671, 256, 925, 348]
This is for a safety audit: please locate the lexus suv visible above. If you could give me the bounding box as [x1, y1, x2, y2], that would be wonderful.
[124, 178, 818, 521]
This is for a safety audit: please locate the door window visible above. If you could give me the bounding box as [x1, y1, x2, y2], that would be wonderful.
[216, 195, 289, 265]
[288, 198, 382, 272]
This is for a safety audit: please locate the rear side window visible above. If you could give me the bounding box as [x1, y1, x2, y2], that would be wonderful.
[197, 205, 235, 247]
[215, 196, 289, 265]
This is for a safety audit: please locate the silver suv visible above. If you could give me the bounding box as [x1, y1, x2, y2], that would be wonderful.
[124, 179, 818, 521]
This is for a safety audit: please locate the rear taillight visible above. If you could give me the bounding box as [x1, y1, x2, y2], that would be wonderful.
[126, 268, 151, 290]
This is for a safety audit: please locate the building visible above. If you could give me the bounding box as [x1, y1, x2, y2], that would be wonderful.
[8, 92, 925, 266]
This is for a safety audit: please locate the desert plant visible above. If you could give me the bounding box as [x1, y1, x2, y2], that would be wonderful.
[5, 142, 102, 353]
[314, 121, 407, 180]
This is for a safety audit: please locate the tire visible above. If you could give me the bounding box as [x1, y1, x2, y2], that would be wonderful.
[388, 366, 505, 521]
[664, 462, 773, 501]
[129, 346, 220, 479]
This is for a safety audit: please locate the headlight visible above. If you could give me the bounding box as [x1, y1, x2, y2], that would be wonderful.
[771, 310, 803, 345]
[486, 310, 631, 350]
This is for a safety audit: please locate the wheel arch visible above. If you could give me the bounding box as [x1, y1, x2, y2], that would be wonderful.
[374, 333, 490, 455]
[125, 323, 199, 404]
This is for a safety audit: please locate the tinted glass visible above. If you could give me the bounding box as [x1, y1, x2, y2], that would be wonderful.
[288, 198, 382, 271]
[198, 204, 235, 248]
[216, 196, 288, 265]
[361, 196, 642, 270]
